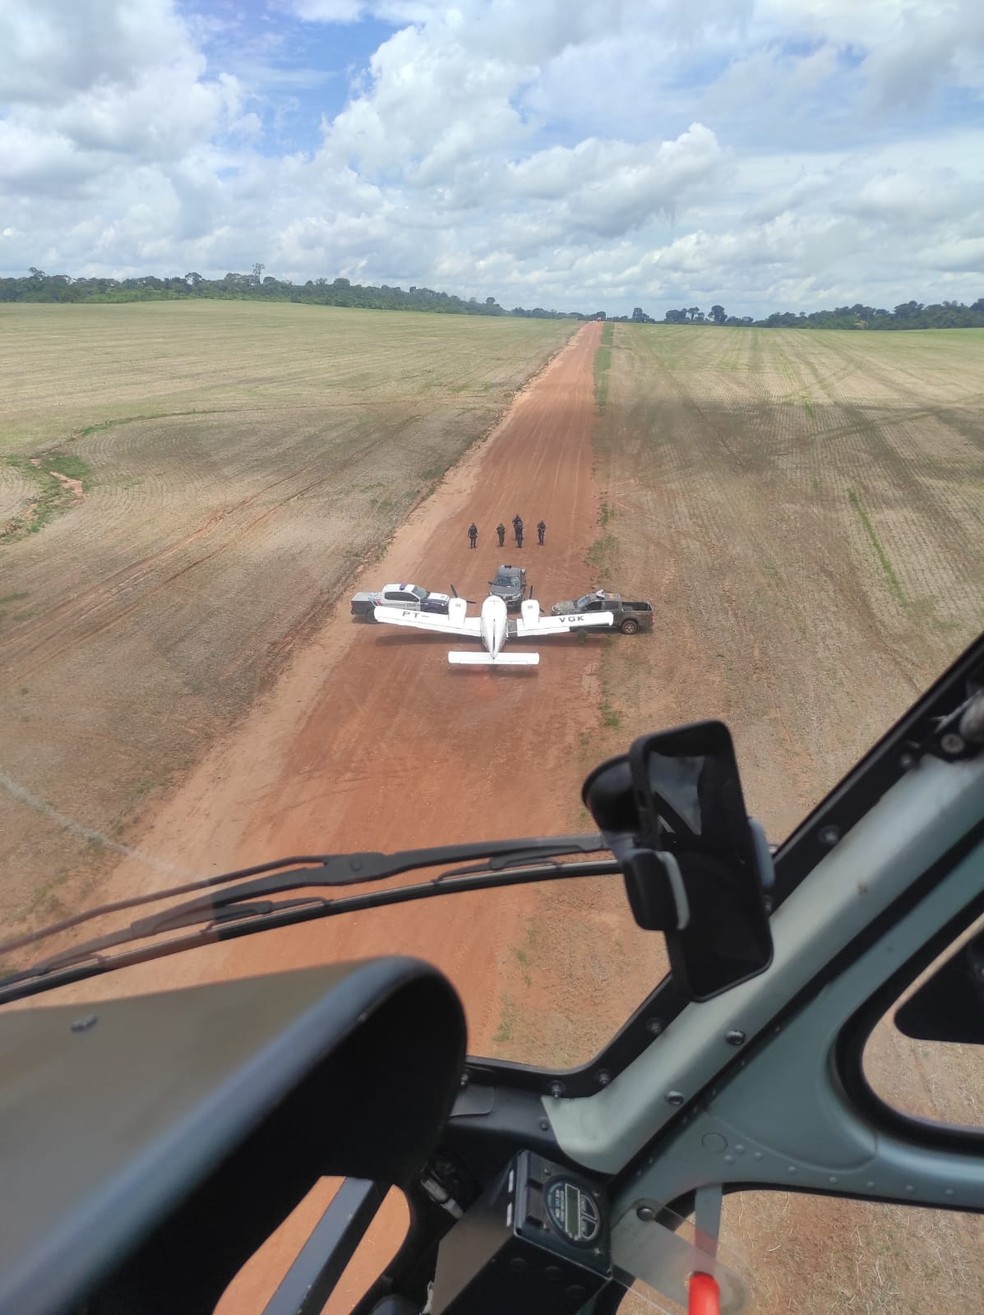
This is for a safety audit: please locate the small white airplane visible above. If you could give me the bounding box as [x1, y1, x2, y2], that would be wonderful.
[372, 593, 614, 665]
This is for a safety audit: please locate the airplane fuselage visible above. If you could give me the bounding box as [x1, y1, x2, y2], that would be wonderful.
[479, 594, 509, 659]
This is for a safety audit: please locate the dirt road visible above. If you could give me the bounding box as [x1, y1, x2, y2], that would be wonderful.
[65, 318, 641, 1314]
[84, 319, 642, 1054]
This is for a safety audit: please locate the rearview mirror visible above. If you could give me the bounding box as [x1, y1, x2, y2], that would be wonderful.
[583, 722, 773, 1001]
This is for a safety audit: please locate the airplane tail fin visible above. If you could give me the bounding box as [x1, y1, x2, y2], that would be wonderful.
[448, 651, 539, 666]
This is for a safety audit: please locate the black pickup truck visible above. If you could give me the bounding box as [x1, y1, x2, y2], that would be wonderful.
[549, 590, 653, 634]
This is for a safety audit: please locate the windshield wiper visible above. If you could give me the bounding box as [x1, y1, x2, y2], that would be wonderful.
[0, 834, 606, 960]
[0, 835, 619, 1004]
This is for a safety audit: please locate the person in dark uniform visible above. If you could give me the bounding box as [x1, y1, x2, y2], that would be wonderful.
[513, 515, 523, 548]
[468, 522, 478, 549]
[496, 522, 506, 547]
[537, 519, 546, 545]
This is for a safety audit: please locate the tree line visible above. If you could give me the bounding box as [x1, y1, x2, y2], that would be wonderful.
[0, 267, 601, 321]
[2, 269, 982, 329]
[654, 299, 984, 329]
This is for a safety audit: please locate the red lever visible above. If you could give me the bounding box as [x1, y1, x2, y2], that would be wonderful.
[689, 1271, 721, 1315]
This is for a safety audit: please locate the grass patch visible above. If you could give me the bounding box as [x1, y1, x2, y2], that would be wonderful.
[848, 488, 909, 608]
[512, 917, 540, 987]
[493, 992, 517, 1043]
[48, 452, 90, 482]
[23, 873, 70, 923]
[585, 531, 617, 581]
[1, 451, 91, 544]
[594, 323, 614, 412]
[600, 697, 621, 730]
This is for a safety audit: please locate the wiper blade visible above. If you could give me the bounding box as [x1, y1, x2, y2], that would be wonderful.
[24, 900, 291, 976]
[0, 850, 621, 1003]
[0, 834, 605, 962]
[0, 831, 610, 994]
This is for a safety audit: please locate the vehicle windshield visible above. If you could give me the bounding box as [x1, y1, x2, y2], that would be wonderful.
[1, 0, 982, 1172]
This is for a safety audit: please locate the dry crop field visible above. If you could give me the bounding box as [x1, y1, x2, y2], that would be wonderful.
[588, 324, 984, 834]
[0, 300, 576, 922]
[587, 322, 984, 1315]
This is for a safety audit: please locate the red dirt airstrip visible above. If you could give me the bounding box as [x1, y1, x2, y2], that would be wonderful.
[81, 320, 624, 1309]
[98, 319, 610, 1009]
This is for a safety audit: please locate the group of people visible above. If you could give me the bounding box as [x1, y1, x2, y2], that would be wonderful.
[467, 516, 546, 549]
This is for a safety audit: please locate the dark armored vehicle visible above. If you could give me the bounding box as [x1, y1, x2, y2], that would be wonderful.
[488, 564, 529, 611]
[550, 590, 654, 634]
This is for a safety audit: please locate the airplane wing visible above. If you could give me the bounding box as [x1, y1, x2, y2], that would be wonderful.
[515, 611, 615, 637]
[372, 606, 482, 637]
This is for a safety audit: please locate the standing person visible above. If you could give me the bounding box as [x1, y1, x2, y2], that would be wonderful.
[537, 519, 546, 545]
[513, 515, 524, 548]
[496, 522, 506, 547]
[468, 522, 478, 549]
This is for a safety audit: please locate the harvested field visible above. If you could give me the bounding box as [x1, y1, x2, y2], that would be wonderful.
[590, 325, 984, 837]
[0, 301, 577, 922]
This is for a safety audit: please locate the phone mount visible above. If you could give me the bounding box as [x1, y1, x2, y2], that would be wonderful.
[582, 721, 774, 1001]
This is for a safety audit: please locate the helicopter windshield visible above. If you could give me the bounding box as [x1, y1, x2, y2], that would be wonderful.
[1, 0, 982, 1062]
[1, 6, 983, 1311]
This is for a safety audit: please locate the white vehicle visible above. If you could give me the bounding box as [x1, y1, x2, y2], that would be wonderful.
[372, 593, 614, 665]
[351, 582, 452, 620]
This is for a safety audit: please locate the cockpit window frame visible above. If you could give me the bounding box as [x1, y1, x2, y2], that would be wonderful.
[463, 631, 984, 1098]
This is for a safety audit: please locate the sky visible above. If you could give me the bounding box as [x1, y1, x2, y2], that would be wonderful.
[1, 0, 983, 318]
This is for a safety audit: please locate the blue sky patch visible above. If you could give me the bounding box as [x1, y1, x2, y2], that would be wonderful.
[182, 0, 398, 153]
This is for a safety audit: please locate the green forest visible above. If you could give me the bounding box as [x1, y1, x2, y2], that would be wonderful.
[3, 267, 983, 330]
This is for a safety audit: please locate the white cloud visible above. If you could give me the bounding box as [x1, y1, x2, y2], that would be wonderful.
[0, 0, 981, 314]
[284, 0, 454, 29]
[323, 22, 532, 177]
[0, 0, 192, 102]
[503, 125, 723, 238]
